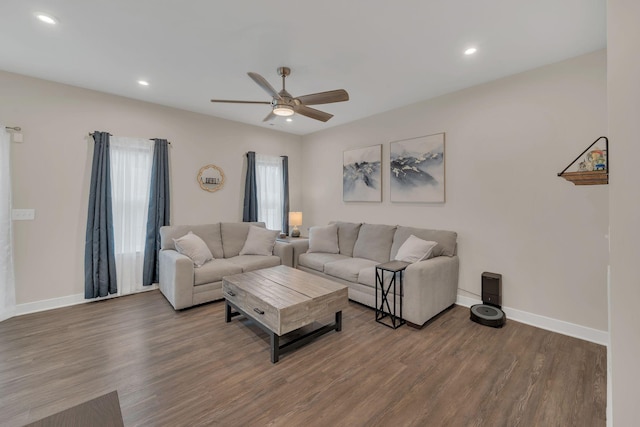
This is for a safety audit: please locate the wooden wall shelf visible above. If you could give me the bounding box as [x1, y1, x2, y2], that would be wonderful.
[557, 136, 608, 186]
[558, 170, 608, 185]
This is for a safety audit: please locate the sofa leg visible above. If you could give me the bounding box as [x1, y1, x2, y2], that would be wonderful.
[406, 321, 424, 329]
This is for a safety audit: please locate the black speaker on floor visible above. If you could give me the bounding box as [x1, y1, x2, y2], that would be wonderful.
[470, 272, 506, 328]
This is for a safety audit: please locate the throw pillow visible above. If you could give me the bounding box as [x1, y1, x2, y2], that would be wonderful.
[308, 224, 339, 254]
[394, 234, 438, 263]
[239, 225, 278, 256]
[173, 231, 213, 267]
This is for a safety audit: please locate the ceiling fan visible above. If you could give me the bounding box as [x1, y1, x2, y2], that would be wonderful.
[210, 67, 349, 122]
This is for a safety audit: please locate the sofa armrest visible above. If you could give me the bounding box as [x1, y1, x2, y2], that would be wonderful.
[402, 255, 459, 326]
[273, 241, 294, 267]
[159, 249, 195, 310]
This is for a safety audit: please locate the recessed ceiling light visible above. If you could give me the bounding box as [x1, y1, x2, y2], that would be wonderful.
[138, 80, 149, 86]
[286, 118, 293, 122]
[464, 47, 477, 55]
[36, 13, 57, 25]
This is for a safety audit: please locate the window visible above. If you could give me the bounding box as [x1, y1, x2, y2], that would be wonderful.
[109, 137, 154, 295]
[255, 153, 283, 231]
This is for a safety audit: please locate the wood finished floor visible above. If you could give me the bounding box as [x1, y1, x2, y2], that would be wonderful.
[0, 290, 606, 426]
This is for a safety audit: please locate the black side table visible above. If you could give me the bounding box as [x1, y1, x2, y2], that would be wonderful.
[375, 260, 410, 329]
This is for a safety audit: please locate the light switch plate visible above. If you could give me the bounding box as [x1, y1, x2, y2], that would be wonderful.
[12, 209, 35, 220]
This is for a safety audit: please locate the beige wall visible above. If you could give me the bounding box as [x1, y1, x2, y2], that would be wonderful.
[302, 51, 609, 332]
[0, 51, 610, 334]
[0, 70, 302, 305]
[608, 0, 640, 424]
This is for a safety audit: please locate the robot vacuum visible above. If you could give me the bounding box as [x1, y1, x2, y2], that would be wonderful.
[470, 303, 506, 328]
[470, 272, 506, 328]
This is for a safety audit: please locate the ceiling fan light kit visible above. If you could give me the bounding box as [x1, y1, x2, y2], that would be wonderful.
[272, 104, 294, 117]
[211, 66, 349, 123]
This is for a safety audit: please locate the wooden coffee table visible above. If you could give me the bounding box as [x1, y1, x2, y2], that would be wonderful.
[223, 265, 348, 363]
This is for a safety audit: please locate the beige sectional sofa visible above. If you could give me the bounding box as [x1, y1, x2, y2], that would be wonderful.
[158, 222, 293, 310]
[296, 222, 459, 327]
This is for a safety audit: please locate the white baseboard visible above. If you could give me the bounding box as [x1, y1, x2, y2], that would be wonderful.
[456, 294, 609, 346]
[0, 308, 16, 322]
[15, 285, 158, 317]
[12, 289, 607, 346]
[16, 293, 87, 316]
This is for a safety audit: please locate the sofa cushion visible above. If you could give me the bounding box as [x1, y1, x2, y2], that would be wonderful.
[330, 221, 362, 256]
[226, 255, 281, 272]
[308, 224, 339, 254]
[160, 223, 224, 259]
[298, 253, 350, 272]
[193, 259, 243, 286]
[324, 257, 378, 283]
[390, 226, 457, 258]
[173, 232, 214, 267]
[352, 223, 397, 263]
[394, 235, 437, 263]
[221, 222, 265, 258]
[239, 225, 278, 256]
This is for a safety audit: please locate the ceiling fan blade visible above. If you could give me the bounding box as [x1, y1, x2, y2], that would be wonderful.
[248, 72, 282, 100]
[295, 89, 349, 106]
[294, 105, 333, 122]
[210, 99, 271, 104]
[263, 111, 276, 122]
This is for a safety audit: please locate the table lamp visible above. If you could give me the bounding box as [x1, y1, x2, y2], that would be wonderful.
[289, 212, 302, 237]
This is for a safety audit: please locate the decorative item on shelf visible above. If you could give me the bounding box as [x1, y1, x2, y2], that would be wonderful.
[558, 136, 608, 186]
[588, 149, 607, 171]
[197, 164, 225, 192]
[289, 211, 302, 237]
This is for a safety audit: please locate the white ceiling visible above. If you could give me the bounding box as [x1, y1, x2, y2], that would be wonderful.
[0, 1, 606, 136]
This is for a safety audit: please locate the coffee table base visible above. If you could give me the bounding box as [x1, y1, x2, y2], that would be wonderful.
[225, 300, 342, 363]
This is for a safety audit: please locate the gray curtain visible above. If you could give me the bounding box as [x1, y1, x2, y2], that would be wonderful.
[243, 151, 258, 222]
[281, 155, 290, 234]
[84, 131, 117, 298]
[143, 139, 170, 286]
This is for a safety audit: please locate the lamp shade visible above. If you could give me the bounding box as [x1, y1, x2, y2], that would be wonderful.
[289, 211, 302, 226]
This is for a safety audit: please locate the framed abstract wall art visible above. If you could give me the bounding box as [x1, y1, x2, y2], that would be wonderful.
[343, 144, 382, 202]
[390, 132, 445, 203]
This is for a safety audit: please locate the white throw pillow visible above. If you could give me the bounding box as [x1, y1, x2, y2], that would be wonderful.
[308, 224, 339, 254]
[239, 225, 278, 256]
[394, 235, 438, 263]
[173, 231, 213, 267]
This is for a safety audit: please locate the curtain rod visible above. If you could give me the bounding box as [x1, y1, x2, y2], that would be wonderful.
[88, 132, 171, 144]
[5, 126, 21, 131]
